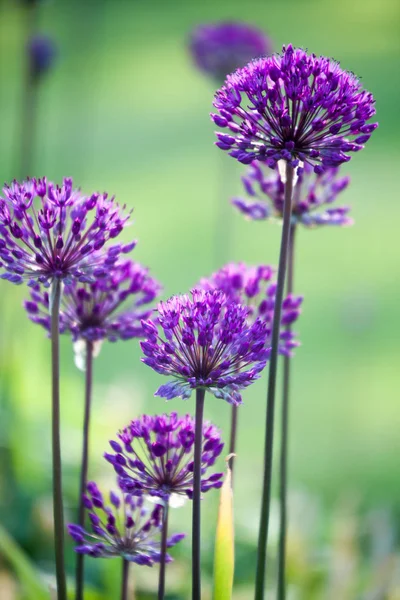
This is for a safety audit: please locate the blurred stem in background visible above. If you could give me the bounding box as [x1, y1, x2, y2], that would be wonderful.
[121, 559, 129, 600]
[19, 0, 40, 178]
[192, 388, 205, 600]
[214, 153, 235, 268]
[255, 162, 294, 600]
[277, 224, 297, 600]
[158, 502, 169, 600]
[75, 341, 94, 600]
[50, 279, 67, 600]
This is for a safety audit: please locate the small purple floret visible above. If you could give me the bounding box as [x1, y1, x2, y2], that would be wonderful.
[67, 481, 184, 564]
[212, 44, 377, 172]
[0, 178, 133, 286]
[233, 161, 353, 227]
[190, 21, 272, 81]
[140, 289, 271, 405]
[107, 412, 224, 500]
[28, 35, 57, 79]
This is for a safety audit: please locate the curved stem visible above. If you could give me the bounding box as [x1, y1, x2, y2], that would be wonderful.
[192, 388, 205, 600]
[51, 279, 67, 600]
[277, 224, 297, 600]
[158, 502, 169, 600]
[255, 163, 294, 600]
[228, 404, 238, 483]
[75, 341, 94, 600]
[121, 559, 129, 600]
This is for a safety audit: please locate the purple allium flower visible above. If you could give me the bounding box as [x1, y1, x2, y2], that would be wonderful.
[0, 178, 134, 287]
[24, 259, 161, 343]
[105, 412, 224, 501]
[212, 44, 377, 172]
[190, 21, 272, 82]
[233, 161, 353, 227]
[68, 482, 185, 565]
[28, 35, 57, 80]
[141, 289, 270, 405]
[199, 262, 302, 356]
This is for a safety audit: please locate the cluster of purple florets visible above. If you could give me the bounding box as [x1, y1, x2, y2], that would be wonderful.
[106, 412, 224, 500]
[233, 161, 353, 227]
[68, 482, 184, 564]
[212, 44, 377, 172]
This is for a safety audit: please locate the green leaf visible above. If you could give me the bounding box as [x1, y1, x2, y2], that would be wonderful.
[0, 524, 49, 600]
[213, 456, 235, 600]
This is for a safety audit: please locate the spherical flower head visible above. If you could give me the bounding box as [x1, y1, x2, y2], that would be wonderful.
[189, 21, 272, 82]
[105, 412, 224, 502]
[233, 161, 353, 227]
[212, 44, 377, 172]
[199, 262, 302, 356]
[141, 289, 271, 405]
[0, 177, 135, 287]
[24, 259, 162, 345]
[68, 482, 185, 564]
[28, 35, 57, 80]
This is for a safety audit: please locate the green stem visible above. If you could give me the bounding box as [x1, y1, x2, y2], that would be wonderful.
[51, 279, 67, 600]
[121, 559, 129, 600]
[75, 341, 94, 600]
[255, 162, 294, 600]
[277, 224, 297, 600]
[192, 388, 205, 600]
[158, 502, 169, 600]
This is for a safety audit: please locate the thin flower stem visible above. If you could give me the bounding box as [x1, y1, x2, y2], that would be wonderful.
[121, 559, 129, 600]
[158, 501, 169, 600]
[228, 404, 238, 482]
[192, 388, 205, 600]
[255, 162, 294, 600]
[51, 279, 67, 600]
[75, 341, 94, 600]
[277, 224, 297, 600]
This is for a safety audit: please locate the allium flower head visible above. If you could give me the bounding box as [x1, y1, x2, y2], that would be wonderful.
[141, 289, 270, 405]
[199, 262, 302, 356]
[68, 481, 185, 565]
[190, 21, 272, 82]
[212, 44, 377, 172]
[28, 35, 57, 80]
[105, 412, 224, 502]
[234, 161, 352, 227]
[0, 178, 134, 287]
[24, 259, 161, 343]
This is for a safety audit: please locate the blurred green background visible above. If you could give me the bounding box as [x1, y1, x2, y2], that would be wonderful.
[0, 0, 399, 598]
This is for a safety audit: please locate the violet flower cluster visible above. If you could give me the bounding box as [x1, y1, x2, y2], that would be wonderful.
[24, 259, 161, 343]
[68, 482, 184, 565]
[0, 178, 134, 286]
[233, 161, 353, 227]
[141, 289, 271, 405]
[199, 262, 302, 356]
[212, 44, 377, 172]
[190, 21, 272, 81]
[105, 413, 224, 501]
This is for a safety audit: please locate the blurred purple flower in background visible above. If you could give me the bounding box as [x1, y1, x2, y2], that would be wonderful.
[68, 481, 184, 564]
[24, 259, 161, 343]
[106, 412, 224, 502]
[141, 289, 271, 405]
[190, 21, 272, 81]
[233, 162, 353, 227]
[27, 35, 57, 81]
[199, 262, 302, 355]
[0, 177, 134, 287]
[212, 44, 377, 172]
